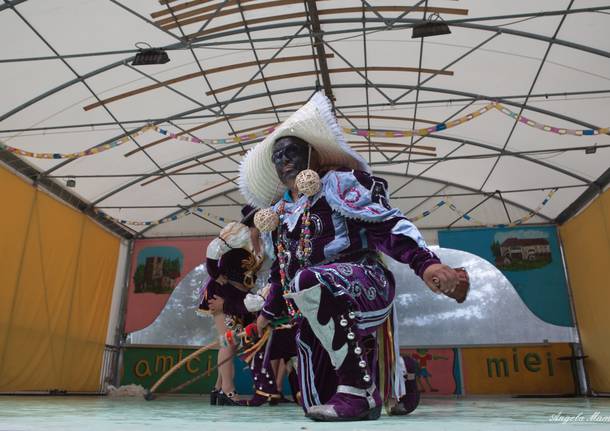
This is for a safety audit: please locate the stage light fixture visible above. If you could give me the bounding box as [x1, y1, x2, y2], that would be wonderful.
[412, 12, 451, 38]
[66, 178, 76, 188]
[585, 145, 597, 154]
[132, 42, 170, 66]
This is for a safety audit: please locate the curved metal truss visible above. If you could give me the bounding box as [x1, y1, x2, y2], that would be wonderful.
[41, 84, 603, 183]
[135, 169, 556, 237]
[1, 1, 609, 238]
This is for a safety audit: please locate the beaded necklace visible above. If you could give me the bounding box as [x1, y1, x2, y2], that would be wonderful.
[276, 195, 313, 318]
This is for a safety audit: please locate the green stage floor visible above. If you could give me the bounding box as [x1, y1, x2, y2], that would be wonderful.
[1, 395, 610, 430]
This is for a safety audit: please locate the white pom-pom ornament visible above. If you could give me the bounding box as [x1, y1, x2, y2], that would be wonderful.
[254, 208, 279, 232]
[295, 169, 321, 197]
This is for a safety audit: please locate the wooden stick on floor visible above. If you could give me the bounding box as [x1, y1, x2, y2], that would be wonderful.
[145, 340, 220, 399]
[144, 328, 272, 400]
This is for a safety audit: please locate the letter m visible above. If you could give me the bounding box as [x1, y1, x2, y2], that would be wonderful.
[487, 357, 509, 377]
[156, 355, 175, 373]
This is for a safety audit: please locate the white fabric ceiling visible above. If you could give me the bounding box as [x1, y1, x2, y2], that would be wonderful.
[1, 0, 609, 239]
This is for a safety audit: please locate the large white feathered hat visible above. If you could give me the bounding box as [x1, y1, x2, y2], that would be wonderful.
[239, 92, 370, 208]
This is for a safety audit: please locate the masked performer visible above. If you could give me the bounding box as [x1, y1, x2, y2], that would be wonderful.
[198, 207, 262, 405]
[239, 92, 461, 421]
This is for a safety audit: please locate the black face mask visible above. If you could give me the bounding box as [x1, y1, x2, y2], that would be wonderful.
[271, 137, 310, 185]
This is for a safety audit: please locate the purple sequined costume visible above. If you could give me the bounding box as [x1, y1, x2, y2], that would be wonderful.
[199, 248, 254, 323]
[261, 169, 440, 416]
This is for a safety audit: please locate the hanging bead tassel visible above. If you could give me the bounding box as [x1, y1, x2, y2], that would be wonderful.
[296, 198, 313, 267]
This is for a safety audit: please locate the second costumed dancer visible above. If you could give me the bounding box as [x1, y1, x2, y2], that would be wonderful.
[240, 92, 466, 421]
[200, 206, 298, 406]
[199, 207, 262, 405]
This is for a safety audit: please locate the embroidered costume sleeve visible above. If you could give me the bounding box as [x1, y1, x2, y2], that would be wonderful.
[205, 237, 228, 279]
[205, 222, 252, 270]
[260, 262, 285, 321]
[324, 170, 441, 278]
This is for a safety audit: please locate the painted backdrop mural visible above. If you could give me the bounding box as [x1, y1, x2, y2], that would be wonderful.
[124, 237, 212, 334]
[133, 246, 183, 294]
[401, 348, 460, 395]
[438, 226, 574, 327]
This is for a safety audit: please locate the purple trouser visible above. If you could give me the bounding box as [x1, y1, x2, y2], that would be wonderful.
[242, 325, 298, 406]
[286, 256, 394, 412]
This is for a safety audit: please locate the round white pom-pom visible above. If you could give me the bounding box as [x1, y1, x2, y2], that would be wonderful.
[254, 208, 279, 232]
[295, 169, 321, 197]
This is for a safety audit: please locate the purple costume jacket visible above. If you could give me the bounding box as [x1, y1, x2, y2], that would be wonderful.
[260, 169, 440, 410]
[261, 169, 439, 319]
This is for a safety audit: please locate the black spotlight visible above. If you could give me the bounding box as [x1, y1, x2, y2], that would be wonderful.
[132, 42, 170, 66]
[585, 144, 597, 154]
[412, 12, 451, 38]
[66, 178, 76, 188]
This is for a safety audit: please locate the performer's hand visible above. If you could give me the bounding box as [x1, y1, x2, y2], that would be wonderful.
[423, 264, 458, 295]
[216, 274, 228, 285]
[256, 314, 269, 336]
[208, 295, 224, 314]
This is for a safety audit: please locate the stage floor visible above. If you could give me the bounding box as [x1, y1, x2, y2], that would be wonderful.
[1, 395, 609, 430]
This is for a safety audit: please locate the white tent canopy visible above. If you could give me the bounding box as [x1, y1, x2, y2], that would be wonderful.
[2, 0, 609, 241]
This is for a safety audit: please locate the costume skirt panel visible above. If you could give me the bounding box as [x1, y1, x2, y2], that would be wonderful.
[290, 255, 395, 336]
[289, 256, 395, 411]
[198, 278, 252, 322]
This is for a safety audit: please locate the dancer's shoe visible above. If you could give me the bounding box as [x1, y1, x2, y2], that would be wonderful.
[217, 391, 240, 406]
[306, 384, 381, 422]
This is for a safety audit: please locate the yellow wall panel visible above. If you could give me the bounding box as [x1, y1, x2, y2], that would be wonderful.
[0, 169, 35, 358]
[560, 189, 610, 393]
[2, 202, 55, 390]
[61, 218, 119, 391]
[36, 192, 84, 389]
[0, 166, 120, 392]
[462, 344, 574, 395]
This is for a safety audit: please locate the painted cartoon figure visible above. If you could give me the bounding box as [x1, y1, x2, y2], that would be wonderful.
[411, 348, 448, 392]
